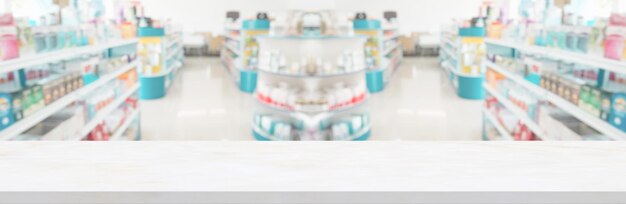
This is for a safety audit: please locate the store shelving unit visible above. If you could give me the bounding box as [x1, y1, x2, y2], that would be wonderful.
[353, 19, 403, 93]
[165, 25, 185, 88]
[482, 109, 514, 141]
[482, 39, 626, 141]
[485, 39, 626, 74]
[0, 40, 141, 141]
[252, 36, 371, 141]
[483, 84, 551, 141]
[0, 39, 139, 73]
[137, 26, 184, 100]
[439, 26, 486, 100]
[109, 108, 140, 141]
[74, 83, 140, 140]
[221, 19, 271, 93]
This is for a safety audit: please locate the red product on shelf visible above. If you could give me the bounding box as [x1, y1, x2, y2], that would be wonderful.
[513, 122, 537, 141]
[87, 123, 110, 141]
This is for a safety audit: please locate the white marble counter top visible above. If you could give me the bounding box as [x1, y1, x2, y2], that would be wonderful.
[1, 142, 626, 203]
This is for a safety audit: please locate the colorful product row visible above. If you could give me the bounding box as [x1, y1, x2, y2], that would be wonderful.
[259, 50, 365, 76]
[89, 100, 138, 141]
[0, 13, 135, 62]
[0, 71, 83, 128]
[0, 85, 45, 130]
[491, 51, 626, 133]
[492, 12, 626, 61]
[257, 81, 367, 112]
[83, 79, 136, 120]
[253, 113, 370, 141]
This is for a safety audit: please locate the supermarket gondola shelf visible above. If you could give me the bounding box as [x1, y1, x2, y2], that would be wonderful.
[484, 60, 626, 141]
[74, 83, 141, 140]
[0, 39, 138, 75]
[252, 122, 371, 141]
[483, 109, 514, 141]
[0, 61, 139, 141]
[224, 42, 241, 53]
[442, 36, 457, 48]
[256, 67, 367, 79]
[255, 95, 369, 116]
[110, 109, 140, 141]
[220, 59, 239, 83]
[166, 45, 183, 60]
[484, 38, 626, 75]
[483, 84, 551, 141]
[441, 46, 457, 60]
[383, 43, 400, 55]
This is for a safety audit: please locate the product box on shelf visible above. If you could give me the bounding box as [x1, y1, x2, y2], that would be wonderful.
[21, 86, 45, 117]
[0, 13, 19, 61]
[87, 123, 110, 141]
[16, 20, 35, 57]
[66, 57, 100, 85]
[605, 13, 626, 61]
[0, 92, 17, 130]
[609, 93, 626, 132]
[600, 90, 616, 121]
[513, 122, 536, 141]
[579, 85, 602, 118]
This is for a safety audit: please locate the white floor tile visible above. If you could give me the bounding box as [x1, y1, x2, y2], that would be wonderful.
[140, 57, 483, 140]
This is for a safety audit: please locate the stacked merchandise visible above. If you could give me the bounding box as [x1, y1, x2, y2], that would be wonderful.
[480, 0, 626, 141]
[0, 0, 142, 141]
[0, 0, 137, 63]
[252, 31, 371, 141]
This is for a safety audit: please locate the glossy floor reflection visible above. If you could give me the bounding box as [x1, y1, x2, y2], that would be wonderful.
[140, 57, 483, 140]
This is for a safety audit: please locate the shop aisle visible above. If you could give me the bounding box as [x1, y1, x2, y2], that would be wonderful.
[140, 57, 483, 140]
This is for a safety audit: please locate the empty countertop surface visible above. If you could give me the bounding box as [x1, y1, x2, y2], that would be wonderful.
[0, 142, 625, 203]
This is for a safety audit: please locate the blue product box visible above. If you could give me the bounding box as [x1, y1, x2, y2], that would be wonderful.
[609, 93, 626, 132]
[0, 93, 16, 131]
[600, 91, 614, 121]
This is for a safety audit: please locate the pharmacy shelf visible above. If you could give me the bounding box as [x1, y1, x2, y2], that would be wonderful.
[345, 124, 371, 141]
[441, 46, 457, 60]
[483, 84, 551, 141]
[74, 83, 140, 140]
[252, 122, 371, 141]
[485, 38, 626, 75]
[166, 45, 183, 60]
[220, 54, 240, 83]
[256, 95, 369, 115]
[442, 37, 457, 48]
[483, 109, 514, 141]
[110, 109, 140, 141]
[257, 67, 366, 79]
[485, 60, 626, 141]
[383, 43, 400, 55]
[0, 61, 139, 141]
[167, 38, 180, 49]
[224, 42, 241, 53]
[0, 39, 138, 75]
[441, 60, 477, 78]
